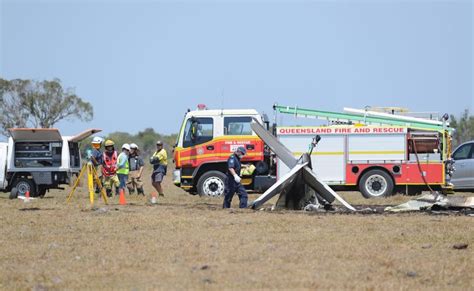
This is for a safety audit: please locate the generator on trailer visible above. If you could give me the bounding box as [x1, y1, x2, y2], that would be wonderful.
[0, 128, 101, 199]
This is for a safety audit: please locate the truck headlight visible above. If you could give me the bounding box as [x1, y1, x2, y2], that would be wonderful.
[173, 170, 181, 185]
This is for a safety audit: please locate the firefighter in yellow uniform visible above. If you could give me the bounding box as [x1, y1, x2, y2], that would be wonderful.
[150, 140, 167, 204]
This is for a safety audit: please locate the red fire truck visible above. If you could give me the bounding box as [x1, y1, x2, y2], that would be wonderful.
[172, 107, 276, 197]
[172, 105, 454, 198]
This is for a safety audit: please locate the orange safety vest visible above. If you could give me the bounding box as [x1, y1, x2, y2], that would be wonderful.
[102, 151, 118, 177]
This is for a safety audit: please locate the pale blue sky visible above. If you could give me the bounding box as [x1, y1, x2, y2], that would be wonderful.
[1, 0, 472, 137]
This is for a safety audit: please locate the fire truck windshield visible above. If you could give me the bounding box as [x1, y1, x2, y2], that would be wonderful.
[183, 117, 214, 148]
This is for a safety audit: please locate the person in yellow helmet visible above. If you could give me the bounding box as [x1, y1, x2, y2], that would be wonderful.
[102, 139, 120, 197]
[90, 136, 104, 194]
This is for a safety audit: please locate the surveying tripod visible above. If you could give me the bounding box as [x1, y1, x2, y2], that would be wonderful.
[67, 162, 108, 206]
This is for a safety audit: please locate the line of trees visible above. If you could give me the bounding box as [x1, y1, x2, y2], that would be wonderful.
[0, 78, 93, 136]
[450, 109, 474, 146]
[82, 128, 177, 158]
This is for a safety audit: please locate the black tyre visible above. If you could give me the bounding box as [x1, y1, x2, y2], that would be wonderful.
[38, 187, 47, 198]
[9, 188, 18, 199]
[12, 178, 36, 197]
[359, 169, 394, 199]
[197, 171, 226, 198]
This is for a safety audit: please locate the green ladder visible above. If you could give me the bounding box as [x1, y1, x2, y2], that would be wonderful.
[273, 104, 451, 132]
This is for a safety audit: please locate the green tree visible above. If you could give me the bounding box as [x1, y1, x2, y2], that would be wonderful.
[0, 79, 31, 136]
[450, 109, 474, 146]
[0, 78, 93, 135]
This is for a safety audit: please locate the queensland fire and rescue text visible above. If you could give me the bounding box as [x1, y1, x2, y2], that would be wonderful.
[278, 127, 407, 135]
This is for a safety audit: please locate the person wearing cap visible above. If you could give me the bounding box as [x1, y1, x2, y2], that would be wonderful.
[149, 141, 168, 204]
[223, 146, 248, 208]
[127, 143, 145, 195]
[117, 143, 131, 194]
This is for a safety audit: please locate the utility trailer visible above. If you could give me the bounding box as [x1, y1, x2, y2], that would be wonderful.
[0, 128, 101, 198]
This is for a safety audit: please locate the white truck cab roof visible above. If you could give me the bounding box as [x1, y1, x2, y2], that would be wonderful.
[186, 109, 261, 118]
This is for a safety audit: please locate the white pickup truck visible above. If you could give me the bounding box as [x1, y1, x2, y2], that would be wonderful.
[0, 128, 101, 199]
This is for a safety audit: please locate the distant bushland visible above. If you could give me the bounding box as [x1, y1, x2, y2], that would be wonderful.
[81, 128, 177, 159]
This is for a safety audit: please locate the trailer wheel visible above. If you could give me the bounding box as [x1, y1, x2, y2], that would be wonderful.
[9, 188, 18, 199]
[197, 171, 226, 198]
[38, 187, 47, 198]
[12, 178, 36, 197]
[359, 169, 394, 199]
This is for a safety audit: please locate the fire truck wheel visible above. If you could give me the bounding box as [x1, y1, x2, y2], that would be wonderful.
[12, 178, 37, 198]
[197, 171, 226, 198]
[359, 169, 394, 199]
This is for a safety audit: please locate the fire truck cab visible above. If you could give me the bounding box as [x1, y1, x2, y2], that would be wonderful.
[173, 106, 276, 197]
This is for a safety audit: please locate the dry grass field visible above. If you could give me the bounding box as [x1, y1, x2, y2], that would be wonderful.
[0, 169, 472, 290]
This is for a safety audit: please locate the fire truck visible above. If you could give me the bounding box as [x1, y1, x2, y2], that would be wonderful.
[173, 104, 454, 198]
[172, 105, 276, 197]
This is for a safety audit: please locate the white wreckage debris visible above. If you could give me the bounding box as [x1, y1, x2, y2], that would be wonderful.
[249, 120, 356, 211]
[17, 195, 37, 202]
[385, 193, 474, 213]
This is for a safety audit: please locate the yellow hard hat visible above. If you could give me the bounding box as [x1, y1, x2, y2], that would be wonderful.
[104, 140, 115, 147]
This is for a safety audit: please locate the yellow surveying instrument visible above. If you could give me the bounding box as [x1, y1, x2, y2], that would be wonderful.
[67, 162, 108, 206]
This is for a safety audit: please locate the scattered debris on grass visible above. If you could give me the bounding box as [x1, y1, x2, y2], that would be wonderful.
[385, 194, 474, 213]
[452, 243, 468, 250]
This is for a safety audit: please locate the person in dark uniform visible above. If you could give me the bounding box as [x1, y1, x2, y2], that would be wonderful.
[223, 146, 248, 208]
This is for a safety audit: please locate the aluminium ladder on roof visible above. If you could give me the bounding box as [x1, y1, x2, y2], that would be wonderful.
[273, 104, 451, 132]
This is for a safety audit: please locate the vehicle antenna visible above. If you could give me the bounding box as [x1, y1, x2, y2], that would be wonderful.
[220, 89, 225, 116]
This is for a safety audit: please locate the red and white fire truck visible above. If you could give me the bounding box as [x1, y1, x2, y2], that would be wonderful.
[173, 105, 454, 198]
[172, 106, 276, 197]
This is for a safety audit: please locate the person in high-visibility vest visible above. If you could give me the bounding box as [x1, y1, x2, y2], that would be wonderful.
[102, 140, 120, 197]
[117, 144, 131, 193]
[150, 140, 167, 204]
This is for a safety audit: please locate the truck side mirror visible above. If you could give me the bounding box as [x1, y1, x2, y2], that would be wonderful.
[191, 121, 198, 142]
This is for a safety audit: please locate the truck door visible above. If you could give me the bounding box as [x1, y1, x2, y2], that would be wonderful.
[183, 117, 214, 148]
[451, 142, 474, 189]
[180, 117, 215, 167]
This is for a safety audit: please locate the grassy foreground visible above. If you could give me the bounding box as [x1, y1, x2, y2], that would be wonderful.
[0, 172, 472, 290]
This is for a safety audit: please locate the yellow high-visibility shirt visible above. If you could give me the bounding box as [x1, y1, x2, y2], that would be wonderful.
[152, 149, 168, 166]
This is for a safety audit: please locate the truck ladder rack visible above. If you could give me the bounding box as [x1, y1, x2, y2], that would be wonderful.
[274, 104, 450, 132]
